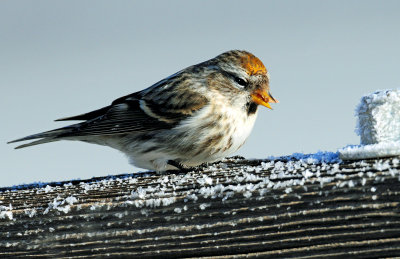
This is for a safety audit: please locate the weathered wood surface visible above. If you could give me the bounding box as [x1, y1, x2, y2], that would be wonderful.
[1, 156, 400, 258]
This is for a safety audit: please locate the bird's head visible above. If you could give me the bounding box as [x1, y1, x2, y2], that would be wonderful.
[207, 50, 278, 110]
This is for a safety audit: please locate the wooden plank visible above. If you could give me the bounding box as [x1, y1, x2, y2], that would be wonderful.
[1, 156, 400, 258]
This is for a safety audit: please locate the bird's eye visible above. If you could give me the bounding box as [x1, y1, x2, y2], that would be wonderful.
[234, 77, 248, 87]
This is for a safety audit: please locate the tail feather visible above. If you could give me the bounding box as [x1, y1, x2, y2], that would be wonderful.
[8, 128, 68, 144]
[8, 125, 78, 149]
[14, 138, 59, 149]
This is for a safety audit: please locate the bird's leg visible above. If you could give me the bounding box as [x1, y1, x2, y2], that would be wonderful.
[167, 160, 198, 172]
[197, 162, 210, 170]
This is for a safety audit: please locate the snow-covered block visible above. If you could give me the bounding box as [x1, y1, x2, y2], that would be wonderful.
[356, 89, 400, 144]
[339, 89, 400, 160]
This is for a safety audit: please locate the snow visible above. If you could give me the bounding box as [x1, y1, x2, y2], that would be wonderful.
[197, 175, 213, 186]
[174, 207, 182, 213]
[340, 89, 400, 160]
[24, 208, 37, 218]
[339, 142, 400, 160]
[356, 89, 400, 145]
[65, 196, 78, 205]
[44, 185, 53, 193]
[43, 195, 78, 214]
[268, 151, 341, 164]
[199, 203, 211, 210]
[0, 204, 13, 220]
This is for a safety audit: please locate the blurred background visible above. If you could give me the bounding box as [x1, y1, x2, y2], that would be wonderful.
[1, 0, 399, 187]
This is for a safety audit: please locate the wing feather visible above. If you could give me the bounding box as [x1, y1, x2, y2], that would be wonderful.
[58, 70, 208, 137]
[58, 101, 173, 137]
[55, 106, 111, 121]
[58, 90, 208, 138]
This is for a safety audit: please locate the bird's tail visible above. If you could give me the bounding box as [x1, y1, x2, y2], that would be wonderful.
[7, 124, 79, 149]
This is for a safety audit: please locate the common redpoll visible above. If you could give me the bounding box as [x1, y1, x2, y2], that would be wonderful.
[8, 50, 277, 171]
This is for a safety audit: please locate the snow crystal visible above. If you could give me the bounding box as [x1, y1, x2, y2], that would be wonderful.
[57, 205, 72, 214]
[373, 160, 391, 171]
[0, 204, 13, 220]
[44, 185, 53, 193]
[63, 182, 73, 187]
[393, 158, 399, 165]
[65, 196, 78, 205]
[174, 207, 182, 213]
[131, 187, 147, 199]
[24, 208, 37, 218]
[347, 180, 355, 188]
[199, 203, 211, 210]
[243, 191, 252, 198]
[90, 203, 101, 211]
[302, 169, 313, 179]
[42, 196, 78, 214]
[197, 175, 213, 186]
[284, 187, 293, 194]
[361, 178, 367, 186]
[161, 197, 176, 206]
[184, 193, 198, 202]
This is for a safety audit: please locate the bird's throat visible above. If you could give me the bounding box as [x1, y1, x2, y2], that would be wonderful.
[246, 101, 258, 115]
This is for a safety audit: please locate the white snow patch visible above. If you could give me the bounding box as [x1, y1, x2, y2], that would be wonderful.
[339, 142, 400, 160]
[90, 203, 101, 211]
[356, 89, 400, 145]
[341, 89, 400, 160]
[197, 175, 213, 186]
[65, 196, 78, 205]
[199, 203, 211, 210]
[302, 169, 313, 179]
[131, 187, 147, 199]
[285, 187, 293, 194]
[44, 185, 53, 193]
[0, 204, 13, 220]
[174, 207, 182, 213]
[43, 196, 78, 214]
[24, 208, 37, 218]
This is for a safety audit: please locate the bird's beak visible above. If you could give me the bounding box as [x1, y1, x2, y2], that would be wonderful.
[251, 89, 278, 109]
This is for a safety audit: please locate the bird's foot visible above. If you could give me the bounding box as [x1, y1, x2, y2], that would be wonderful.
[167, 160, 208, 173]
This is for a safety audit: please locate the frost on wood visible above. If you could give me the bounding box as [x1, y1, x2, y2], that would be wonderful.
[1, 155, 400, 257]
[340, 89, 400, 160]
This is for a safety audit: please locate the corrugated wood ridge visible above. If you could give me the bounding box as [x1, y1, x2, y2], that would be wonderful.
[1, 156, 400, 258]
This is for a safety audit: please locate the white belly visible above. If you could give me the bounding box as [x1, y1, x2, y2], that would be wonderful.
[176, 103, 258, 164]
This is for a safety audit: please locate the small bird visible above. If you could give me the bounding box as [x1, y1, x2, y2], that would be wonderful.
[8, 50, 277, 171]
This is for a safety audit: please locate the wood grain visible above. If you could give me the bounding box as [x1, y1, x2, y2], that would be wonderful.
[1, 156, 400, 258]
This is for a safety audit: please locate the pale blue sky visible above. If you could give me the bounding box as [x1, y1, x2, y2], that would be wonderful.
[1, 0, 400, 187]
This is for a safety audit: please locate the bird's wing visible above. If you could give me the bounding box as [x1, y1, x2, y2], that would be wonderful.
[57, 81, 208, 138]
[8, 65, 211, 148]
